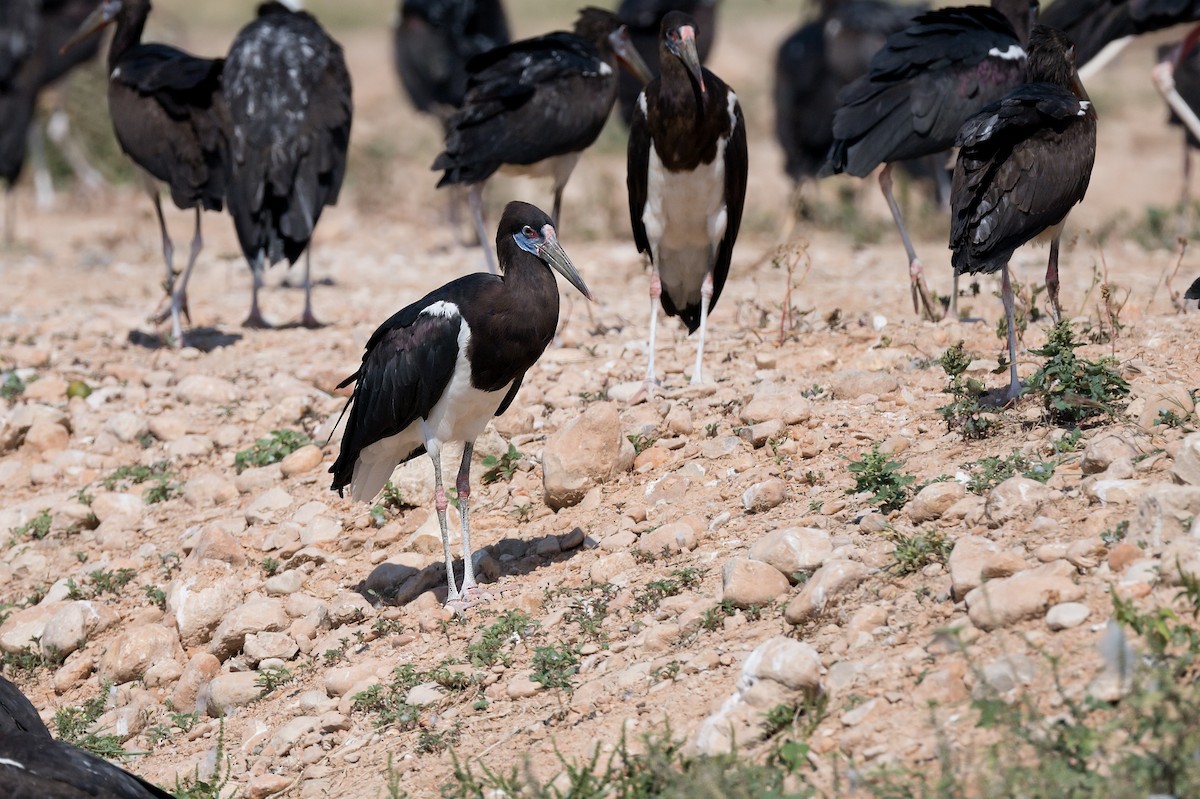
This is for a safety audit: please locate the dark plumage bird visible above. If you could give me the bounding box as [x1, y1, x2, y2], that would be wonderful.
[0, 675, 173, 798]
[950, 24, 1096, 402]
[627, 11, 746, 392]
[1154, 27, 1200, 204]
[1, 0, 103, 242]
[393, 0, 510, 125]
[433, 7, 651, 273]
[1186, 275, 1200, 302]
[774, 0, 926, 192]
[821, 0, 1036, 320]
[1041, 0, 1200, 73]
[330, 201, 592, 611]
[65, 0, 227, 345]
[223, 2, 352, 330]
[615, 0, 717, 126]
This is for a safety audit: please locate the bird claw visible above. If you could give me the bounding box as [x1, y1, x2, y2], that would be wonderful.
[444, 586, 493, 615]
[629, 379, 660, 405]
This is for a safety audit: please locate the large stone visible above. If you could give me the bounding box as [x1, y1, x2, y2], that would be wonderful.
[639, 522, 697, 554]
[1173, 432, 1200, 486]
[985, 476, 1052, 526]
[783, 559, 869, 624]
[721, 559, 790, 607]
[245, 488, 294, 525]
[739, 390, 812, 425]
[91, 492, 144, 523]
[281, 445, 324, 477]
[244, 632, 299, 665]
[183, 473, 239, 508]
[1, 404, 69, 452]
[41, 601, 119, 659]
[209, 598, 289, 660]
[1135, 382, 1195, 430]
[907, 482, 967, 523]
[742, 479, 787, 512]
[324, 659, 390, 697]
[1130, 484, 1200, 547]
[748, 527, 831, 581]
[542, 402, 634, 510]
[966, 561, 1086, 631]
[22, 421, 69, 454]
[948, 535, 1001, 601]
[1081, 435, 1140, 475]
[105, 412, 149, 444]
[692, 637, 822, 755]
[206, 672, 264, 716]
[0, 602, 67, 653]
[168, 575, 245, 647]
[189, 526, 246, 565]
[98, 625, 182, 684]
[172, 653, 221, 713]
[175, 375, 240, 405]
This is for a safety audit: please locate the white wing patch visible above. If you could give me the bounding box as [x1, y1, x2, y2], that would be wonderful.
[0, 758, 26, 770]
[987, 45, 1026, 61]
[1077, 100, 1091, 116]
[421, 300, 461, 319]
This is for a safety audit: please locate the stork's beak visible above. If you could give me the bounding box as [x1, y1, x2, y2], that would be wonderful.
[675, 25, 707, 105]
[538, 225, 593, 301]
[61, 0, 121, 54]
[608, 26, 653, 85]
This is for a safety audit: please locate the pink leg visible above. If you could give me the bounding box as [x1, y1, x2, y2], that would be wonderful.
[445, 442, 491, 614]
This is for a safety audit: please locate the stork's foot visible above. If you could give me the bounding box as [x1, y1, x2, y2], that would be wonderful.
[444, 585, 493, 615]
[297, 311, 325, 330]
[149, 293, 190, 326]
[909, 258, 942, 322]
[628, 378, 660, 406]
[242, 310, 274, 330]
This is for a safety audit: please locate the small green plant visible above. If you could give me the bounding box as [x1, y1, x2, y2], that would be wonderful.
[626, 432, 655, 456]
[2, 645, 53, 676]
[563, 588, 612, 643]
[99, 460, 172, 491]
[144, 584, 167, 609]
[143, 477, 181, 504]
[10, 508, 52, 541]
[887, 528, 952, 575]
[800, 384, 825, 399]
[1101, 520, 1130, 547]
[847, 443, 915, 513]
[466, 610, 537, 668]
[1024, 320, 1129, 426]
[234, 429, 311, 473]
[481, 443, 523, 484]
[763, 703, 801, 738]
[416, 725, 461, 754]
[380, 480, 408, 511]
[705, 422, 719, 438]
[631, 568, 701, 614]
[55, 684, 128, 760]
[352, 682, 420, 731]
[261, 556, 281, 577]
[1051, 428, 1084, 454]
[963, 450, 1056, 494]
[651, 660, 682, 682]
[1, 371, 26, 401]
[938, 341, 999, 439]
[173, 720, 233, 799]
[255, 666, 294, 695]
[530, 643, 580, 692]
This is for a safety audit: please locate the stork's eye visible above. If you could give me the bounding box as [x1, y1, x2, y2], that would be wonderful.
[522, 225, 537, 238]
[668, 30, 681, 42]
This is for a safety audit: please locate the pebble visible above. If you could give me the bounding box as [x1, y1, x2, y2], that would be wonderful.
[740, 390, 811, 425]
[542, 402, 635, 510]
[784, 559, 868, 624]
[721, 558, 789, 607]
[265, 570, 305, 596]
[246, 487, 294, 525]
[1046, 602, 1091, 630]
[98, 625, 182, 684]
[209, 598, 290, 660]
[207, 671, 265, 716]
[748, 527, 831, 581]
[281, 445, 324, 477]
[741, 479, 786, 512]
[175, 375, 240, 404]
[907, 482, 966, 523]
[965, 561, 1085, 631]
[104, 412, 148, 444]
[1080, 434, 1139, 475]
[828, 370, 898, 400]
[506, 677, 543, 699]
[985, 476, 1052, 526]
[183, 473, 240, 508]
[1172, 432, 1200, 486]
[246, 774, 292, 799]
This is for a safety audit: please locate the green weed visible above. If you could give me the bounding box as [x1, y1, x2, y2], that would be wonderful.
[234, 429, 311, 473]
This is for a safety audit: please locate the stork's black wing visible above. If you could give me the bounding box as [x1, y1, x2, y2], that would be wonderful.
[114, 44, 223, 118]
[824, 6, 1027, 175]
[626, 84, 653, 259]
[224, 7, 352, 266]
[1185, 276, 1200, 299]
[950, 83, 1096, 275]
[433, 32, 613, 184]
[330, 275, 500, 493]
[709, 91, 747, 320]
[0, 0, 38, 86]
[0, 676, 49, 737]
[0, 734, 175, 799]
[1042, 0, 1200, 66]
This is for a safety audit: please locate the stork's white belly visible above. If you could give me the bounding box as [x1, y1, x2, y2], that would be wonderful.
[642, 139, 728, 307]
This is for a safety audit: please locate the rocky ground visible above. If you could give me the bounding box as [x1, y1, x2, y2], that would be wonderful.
[3, 5, 1200, 799]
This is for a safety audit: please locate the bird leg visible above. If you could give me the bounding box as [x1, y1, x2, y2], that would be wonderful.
[446, 442, 492, 614]
[630, 267, 663, 405]
[467, 185, 497, 275]
[428, 445, 462, 607]
[1045, 232, 1062, 323]
[1155, 60, 1200, 151]
[243, 252, 274, 329]
[150, 188, 176, 297]
[299, 248, 325, 329]
[1000, 265, 1022, 404]
[162, 208, 202, 346]
[2, 189, 14, 247]
[879, 163, 940, 321]
[690, 271, 714, 386]
[551, 183, 564, 232]
[27, 123, 54, 211]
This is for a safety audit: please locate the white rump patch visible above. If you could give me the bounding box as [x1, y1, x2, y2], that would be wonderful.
[421, 300, 460, 319]
[637, 92, 648, 118]
[0, 758, 25, 770]
[987, 45, 1026, 61]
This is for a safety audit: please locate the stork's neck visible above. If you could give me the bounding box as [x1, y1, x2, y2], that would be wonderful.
[108, 4, 150, 69]
[658, 52, 704, 122]
[499, 255, 561, 340]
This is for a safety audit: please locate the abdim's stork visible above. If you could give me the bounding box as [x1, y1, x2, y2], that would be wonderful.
[432, 7, 651, 274]
[64, 0, 227, 346]
[223, 2, 352, 329]
[0, 675, 174, 798]
[615, 0, 717, 126]
[627, 11, 746, 392]
[1041, 0, 1200, 76]
[821, 0, 1036, 320]
[950, 25, 1096, 402]
[393, 0, 510, 125]
[330, 202, 592, 611]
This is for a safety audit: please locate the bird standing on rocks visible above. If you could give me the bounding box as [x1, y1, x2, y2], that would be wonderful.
[433, 7, 651, 274]
[223, 1, 352, 329]
[626, 11, 746, 394]
[330, 202, 592, 612]
[950, 24, 1096, 402]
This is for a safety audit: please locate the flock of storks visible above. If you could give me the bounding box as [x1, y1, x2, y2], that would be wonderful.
[5, 0, 1200, 794]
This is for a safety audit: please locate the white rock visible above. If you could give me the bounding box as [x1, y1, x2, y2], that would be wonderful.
[1046, 602, 1091, 631]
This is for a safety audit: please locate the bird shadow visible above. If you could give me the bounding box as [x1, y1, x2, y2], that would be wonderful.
[355, 533, 590, 608]
[127, 327, 243, 351]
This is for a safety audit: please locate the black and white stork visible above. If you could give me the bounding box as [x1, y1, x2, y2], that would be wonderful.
[0, 675, 173, 798]
[393, 0, 510, 125]
[1187, 276, 1200, 304]
[223, 1, 352, 330]
[1153, 26, 1200, 206]
[615, 0, 717, 126]
[950, 24, 1096, 402]
[627, 10, 746, 392]
[821, 0, 1036, 321]
[432, 7, 651, 274]
[773, 0, 927, 205]
[64, 0, 227, 346]
[1, 0, 103, 243]
[329, 201, 592, 611]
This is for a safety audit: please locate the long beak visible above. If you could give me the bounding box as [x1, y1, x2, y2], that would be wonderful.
[61, 0, 120, 54]
[608, 27, 653, 85]
[539, 225, 593, 301]
[677, 25, 707, 105]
